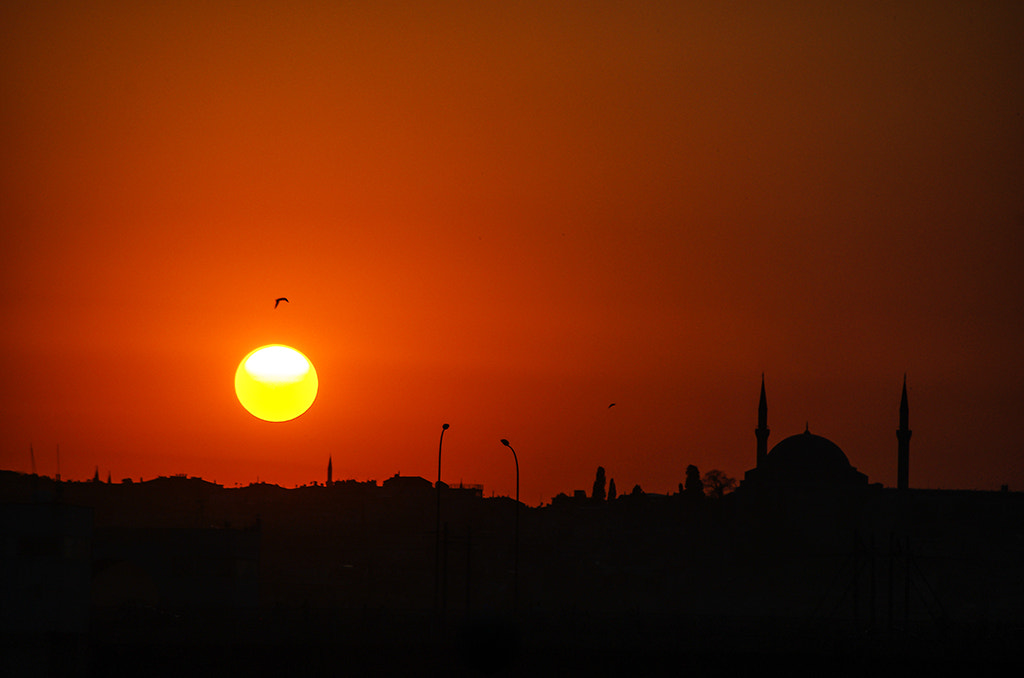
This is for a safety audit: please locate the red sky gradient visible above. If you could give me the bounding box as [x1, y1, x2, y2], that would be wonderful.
[2, 1, 1022, 504]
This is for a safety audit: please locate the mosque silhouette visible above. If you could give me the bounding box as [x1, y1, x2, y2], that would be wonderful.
[2, 375, 1022, 676]
[739, 374, 910, 494]
[742, 379, 868, 493]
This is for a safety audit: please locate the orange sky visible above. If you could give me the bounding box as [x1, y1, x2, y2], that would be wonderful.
[2, 1, 1022, 503]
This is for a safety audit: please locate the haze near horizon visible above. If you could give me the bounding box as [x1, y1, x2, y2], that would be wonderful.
[1, 1, 1022, 503]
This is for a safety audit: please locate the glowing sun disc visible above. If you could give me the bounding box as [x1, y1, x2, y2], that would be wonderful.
[235, 345, 318, 422]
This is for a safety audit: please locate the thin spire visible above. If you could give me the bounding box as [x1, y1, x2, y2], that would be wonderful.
[758, 373, 767, 429]
[897, 374, 912, 491]
[755, 374, 770, 468]
[899, 373, 909, 430]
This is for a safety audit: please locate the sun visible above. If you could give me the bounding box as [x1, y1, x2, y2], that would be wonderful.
[235, 345, 318, 422]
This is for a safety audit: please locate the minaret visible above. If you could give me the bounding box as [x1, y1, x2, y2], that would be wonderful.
[327, 456, 333, 486]
[756, 374, 770, 468]
[897, 375, 912, 490]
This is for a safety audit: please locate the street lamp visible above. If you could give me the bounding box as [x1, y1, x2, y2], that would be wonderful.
[500, 438, 520, 612]
[435, 423, 449, 611]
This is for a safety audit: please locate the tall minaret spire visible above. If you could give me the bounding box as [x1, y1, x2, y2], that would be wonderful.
[897, 374, 912, 490]
[756, 373, 770, 468]
[327, 456, 333, 486]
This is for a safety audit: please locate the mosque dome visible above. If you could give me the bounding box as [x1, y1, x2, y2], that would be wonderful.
[764, 430, 852, 477]
[743, 428, 868, 490]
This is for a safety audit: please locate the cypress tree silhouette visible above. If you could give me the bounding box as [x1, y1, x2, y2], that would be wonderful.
[592, 466, 606, 501]
[684, 464, 704, 498]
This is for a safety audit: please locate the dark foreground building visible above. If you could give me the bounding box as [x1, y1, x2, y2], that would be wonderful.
[2, 379, 1022, 675]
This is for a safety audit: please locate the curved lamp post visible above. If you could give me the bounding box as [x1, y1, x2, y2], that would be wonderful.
[435, 423, 449, 611]
[500, 438, 520, 612]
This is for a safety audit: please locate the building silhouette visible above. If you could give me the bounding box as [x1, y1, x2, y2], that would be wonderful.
[1, 376, 1022, 675]
[741, 376, 869, 495]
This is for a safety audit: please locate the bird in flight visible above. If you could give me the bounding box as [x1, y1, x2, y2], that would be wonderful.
[274, 297, 289, 309]
[608, 403, 616, 408]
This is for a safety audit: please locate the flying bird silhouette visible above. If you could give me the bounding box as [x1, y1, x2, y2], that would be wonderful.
[608, 403, 616, 408]
[274, 297, 289, 309]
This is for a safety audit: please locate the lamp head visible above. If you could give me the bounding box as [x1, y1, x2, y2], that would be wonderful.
[500, 439, 510, 447]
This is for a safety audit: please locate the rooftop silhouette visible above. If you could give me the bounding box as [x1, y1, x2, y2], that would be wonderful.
[3, 380, 1022, 675]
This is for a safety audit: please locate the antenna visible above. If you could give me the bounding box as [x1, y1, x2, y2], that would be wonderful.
[30, 443, 36, 475]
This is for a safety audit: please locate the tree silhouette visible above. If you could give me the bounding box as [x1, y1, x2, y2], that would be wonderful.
[684, 464, 703, 498]
[702, 469, 737, 499]
[607, 478, 617, 501]
[592, 466, 606, 502]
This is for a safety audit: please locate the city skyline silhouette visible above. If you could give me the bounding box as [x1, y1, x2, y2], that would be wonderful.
[2, 2, 1022, 672]
[2, 2, 1022, 504]
[3, 378, 1021, 675]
